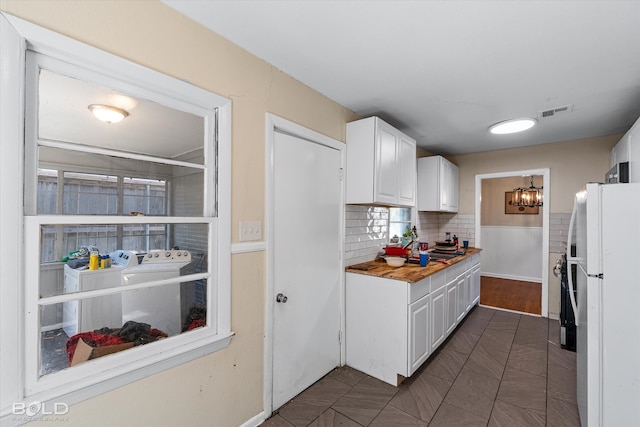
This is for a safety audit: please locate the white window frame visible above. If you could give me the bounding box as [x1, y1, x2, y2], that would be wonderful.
[0, 13, 232, 423]
[388, 207, 414, 242]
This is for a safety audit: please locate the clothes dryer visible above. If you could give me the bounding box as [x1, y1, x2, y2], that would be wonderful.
[120, 249, 191, 336]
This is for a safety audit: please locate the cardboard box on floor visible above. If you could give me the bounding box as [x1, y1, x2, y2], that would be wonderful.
[70, 338, 134, 366]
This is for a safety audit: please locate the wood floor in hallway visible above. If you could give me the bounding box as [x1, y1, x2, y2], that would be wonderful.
[480, 276, 542, 315]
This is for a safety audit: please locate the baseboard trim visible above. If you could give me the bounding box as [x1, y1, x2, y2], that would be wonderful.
[239, 411, 266, 427]
[479, 304, 543, 318]
[41, 322, 63, 332]
[481, 272, 542, 283]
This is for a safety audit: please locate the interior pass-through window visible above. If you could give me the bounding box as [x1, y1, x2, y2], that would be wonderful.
[0, 15, 232, 412]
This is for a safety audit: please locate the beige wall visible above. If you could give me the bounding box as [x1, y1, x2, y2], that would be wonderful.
[450, 134, 620, 215]
[449, 136, 618, 319]
[481, 176, 543, 227]
[0, 1, 357, 426]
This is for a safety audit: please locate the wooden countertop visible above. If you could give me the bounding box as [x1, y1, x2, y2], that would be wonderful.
[346, 247, 481, 284]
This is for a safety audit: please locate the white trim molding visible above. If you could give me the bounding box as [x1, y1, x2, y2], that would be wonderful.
[0, 12, 233, 425]
[263, 114, 346, 418]
[474, 168, 550, 318]
[231, 241, 267, 254]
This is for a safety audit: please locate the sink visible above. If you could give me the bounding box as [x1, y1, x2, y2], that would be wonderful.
[407, 251, 461, 264]
[429, 252, 458, 261]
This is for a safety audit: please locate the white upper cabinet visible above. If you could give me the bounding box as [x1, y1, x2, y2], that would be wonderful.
[346, 117, 416, 207]
[417, 155, 459, 212]
[611, 116, 639, 183]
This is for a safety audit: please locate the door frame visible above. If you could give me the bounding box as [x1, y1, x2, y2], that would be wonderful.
[264, 114, 346, 416]
[474, 168, 550, 317]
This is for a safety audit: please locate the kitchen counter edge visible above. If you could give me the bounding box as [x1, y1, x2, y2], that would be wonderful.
[345, 247, 482, 283]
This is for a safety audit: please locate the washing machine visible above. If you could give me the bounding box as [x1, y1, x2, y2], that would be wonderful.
[120, 249, 192, 336]
[62, 250, 137, 337]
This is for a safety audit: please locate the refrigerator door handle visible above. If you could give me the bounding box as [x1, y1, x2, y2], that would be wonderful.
[567, 261, 579, 326]
[567, 195, 577, 261]
[567, 199, 579, 325]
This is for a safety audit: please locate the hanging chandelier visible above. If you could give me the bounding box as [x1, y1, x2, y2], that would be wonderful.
[512, 176, 543, 207]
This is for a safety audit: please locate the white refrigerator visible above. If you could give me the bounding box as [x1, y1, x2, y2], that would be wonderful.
[568, 182, 640, 426]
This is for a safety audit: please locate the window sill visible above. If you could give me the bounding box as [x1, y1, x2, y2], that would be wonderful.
[2, 332, 233, 426]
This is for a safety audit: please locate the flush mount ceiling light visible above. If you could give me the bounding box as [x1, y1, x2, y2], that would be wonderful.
[489, 118, 537, 135]
[88, 104, 129, 124]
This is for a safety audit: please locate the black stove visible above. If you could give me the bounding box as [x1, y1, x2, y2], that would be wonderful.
[559, 246, 577, 352]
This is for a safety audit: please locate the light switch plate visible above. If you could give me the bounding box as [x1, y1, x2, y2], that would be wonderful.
[239, 221, 262, 241]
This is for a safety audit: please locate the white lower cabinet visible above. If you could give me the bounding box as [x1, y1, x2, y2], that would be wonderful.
[346, 256, 482, 386]
[409, 294, 430, 375]
[461, 255, 481, 316]
[472, 263, 481, 306]
[446, 279, 458, 335]
[430, 284, 447, 351]
[456, 274, 467, 323]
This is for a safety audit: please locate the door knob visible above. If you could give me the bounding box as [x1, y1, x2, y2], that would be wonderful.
[276, 293, 288, 303]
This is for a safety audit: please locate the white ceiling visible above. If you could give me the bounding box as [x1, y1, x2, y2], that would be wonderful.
[163, 0, 640, 155]
[39, 69, 203, 160]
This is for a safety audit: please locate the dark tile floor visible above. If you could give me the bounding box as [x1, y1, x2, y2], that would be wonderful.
[261, 306, 580, 427]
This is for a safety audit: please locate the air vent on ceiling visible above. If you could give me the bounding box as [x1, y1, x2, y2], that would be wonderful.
[538, 104, 574, 119]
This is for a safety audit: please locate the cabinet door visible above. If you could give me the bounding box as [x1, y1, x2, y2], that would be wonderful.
[464, 271, 473, 314]
[409, 294, 430, 375]
[449, 162, 459, 212]
[374, 122, 399, 205]
[430, 285, 446, 351]
[612, 137, 629, 165]
[446, 280, 457, 335]
[472, 264, 481, 306]
[397, 134, 416, 206]
[440, 158, 450, 210]
[456, 274, 466, 322]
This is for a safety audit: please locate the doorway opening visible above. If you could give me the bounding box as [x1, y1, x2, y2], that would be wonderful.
[474, 169, 550, 317]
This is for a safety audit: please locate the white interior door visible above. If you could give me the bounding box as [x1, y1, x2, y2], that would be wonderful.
[272, 130, 342, 410]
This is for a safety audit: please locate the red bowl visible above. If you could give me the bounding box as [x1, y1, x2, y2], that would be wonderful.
[385, 246, 408, 256]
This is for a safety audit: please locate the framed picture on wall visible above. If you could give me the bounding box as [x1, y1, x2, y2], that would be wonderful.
[505, 191, 539, 214]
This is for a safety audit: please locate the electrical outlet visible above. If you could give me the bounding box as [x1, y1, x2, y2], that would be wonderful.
[239, 221, 262, 241]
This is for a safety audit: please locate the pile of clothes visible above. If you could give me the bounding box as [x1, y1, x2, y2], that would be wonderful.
[182, 306, 206, 332]
[66, 320, 167, 365]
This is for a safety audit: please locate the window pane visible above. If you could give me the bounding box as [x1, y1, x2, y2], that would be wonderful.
[40, 278, 208, 376]
[63, 172, 118, 215]
[389, 222, 407, 240]
[37, 169, 58, 214]
[388, 207, 412, 241]
[38, 69, 205, 165]
[389, 207, 411, 222]
[37, 146, 204, 217]
[39, 223, 208, 297]
[123, 177, 166, 216]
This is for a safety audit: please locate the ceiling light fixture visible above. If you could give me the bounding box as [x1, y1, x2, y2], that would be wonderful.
[489, 118, 537, 134]
[88, 104, 129, 124]
[512, 176, 543, 207]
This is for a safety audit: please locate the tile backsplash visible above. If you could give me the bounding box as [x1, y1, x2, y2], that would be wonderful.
[549, 212, 572, 254]
[417, 212, 476, 248]
[345, 206, 389, 266]
[345, 206, 569, 266]
[345, 206, 476, 266]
